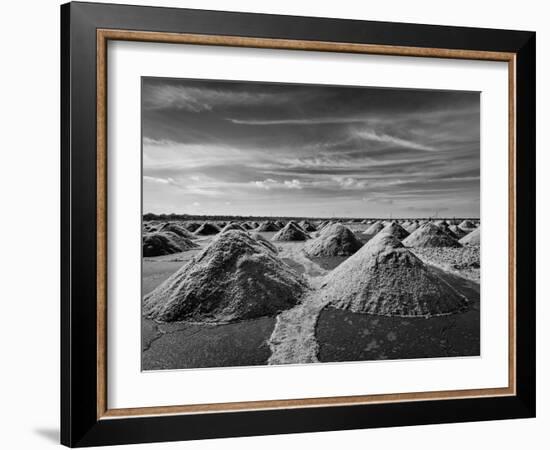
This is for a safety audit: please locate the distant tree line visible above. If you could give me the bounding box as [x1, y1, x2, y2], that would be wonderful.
[143, 213, 479, 222]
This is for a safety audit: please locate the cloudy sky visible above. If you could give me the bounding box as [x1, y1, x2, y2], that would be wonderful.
[142, 77, 480, 218]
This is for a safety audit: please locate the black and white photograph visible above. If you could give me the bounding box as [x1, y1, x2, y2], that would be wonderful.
[141, 77, 481, 371]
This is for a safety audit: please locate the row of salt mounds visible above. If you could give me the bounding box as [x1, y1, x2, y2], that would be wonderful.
[459, 227, 480, 246]
[157, 222, 197, 240]
[142, 231, 197, 257]
[402, 222, 462, 248]
[194, 222, 220, 235]
[320, 233, 468, 317]
[272, 221, 310, 241]
[303, 223, 363, 257]
[221, 222, 246, 233]
[364, 221, 384, 235]
[256, 220, 280, 232]
[143, 230, 307, 323]
[379, 222, 410, 241]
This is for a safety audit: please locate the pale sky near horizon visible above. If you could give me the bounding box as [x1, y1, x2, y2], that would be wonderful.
[142, 77, 480, 218]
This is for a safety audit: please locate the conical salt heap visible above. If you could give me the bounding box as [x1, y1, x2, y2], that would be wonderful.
[299, 220, 317, 232]
[459, 227, 480, 246]
[143, 230, 307, 322]
[194, 222, 221, 236]
[304, 223, 363, 257]
[184, 222, 201, 232]
[402, 222, 461, 248]
[157, 222, 197, 240]
[275, 220, 285, 228]
[256, 221, 280, 232]
[320, 233, 468, 317]
[379, 222, 410, 241]
[458, 219, 477, 231]
[143, 231, 186, 257]
[364, 221, 384, 235]
[272, 222, 310, 241]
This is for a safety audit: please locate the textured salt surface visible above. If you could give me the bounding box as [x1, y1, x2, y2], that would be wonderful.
[379, 222, 410, 241]
[144, 230, 307, 322]
[364, 221, 384, 235]
[459, 227, 481, 246]
[321, 233, 468, 317]
[304, 223, 362, 257]
[142, 231, 185, 257]
[403, 222, 461, 248]
[267, 243, 330, 364]
[194, 222, 220, 235]
[272, 222, 310, 241]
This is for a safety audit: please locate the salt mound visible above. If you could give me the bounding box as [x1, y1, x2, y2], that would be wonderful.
[402, 222, 461, 248]
[158, 222, 197, 240]
[272, 222, 310, 241]
[240, 222, 253, 230]
[299, 220, 317, 232]
[143, 230, 307, 322]
[256, 221, 280, 232]
[459, 227, 480, 246]
[248, 221, 259, 229]
[449, 225, 467, 238]
[250, 232, 278, 254]
[184, 222, 201, 232]
[320, 233, 468, 317]
[459, 219, 477, 230]
[304, 223, 362, 257]
[142, 231, 182, 257]
[194, 222, 220, 235]
[379, 222, 410, 241]
[364, 221, 384, 235]
[275, 221, 285, 228]
[221, 222, 246, 233]
[405, 222, 419, 233]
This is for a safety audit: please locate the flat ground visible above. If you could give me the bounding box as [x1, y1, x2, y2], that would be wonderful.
[142, 224, 480, 370]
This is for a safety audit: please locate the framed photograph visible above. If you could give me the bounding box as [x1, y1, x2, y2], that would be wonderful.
[61, 2, 536, 447]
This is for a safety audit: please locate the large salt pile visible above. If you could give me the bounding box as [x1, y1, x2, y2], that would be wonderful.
[459, 227, 480, 246]
[275, 220, 285, 229]
[320, 233, 468, 317]
[402, 222, 461, 248]
[143, 231, 307, 322]
[248, 221, 259, 229]
[143, 232, 186, 257]
[272, 222, 310, 241]
[299, 220, 317, 232]
[157, 222, 197, 240]
[303, 223, 362, 257]
[379, 222, 410, 241]
[194, 222, 221, 236]
[364, 221, 384, 235]
[256, 221, 280, 232]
